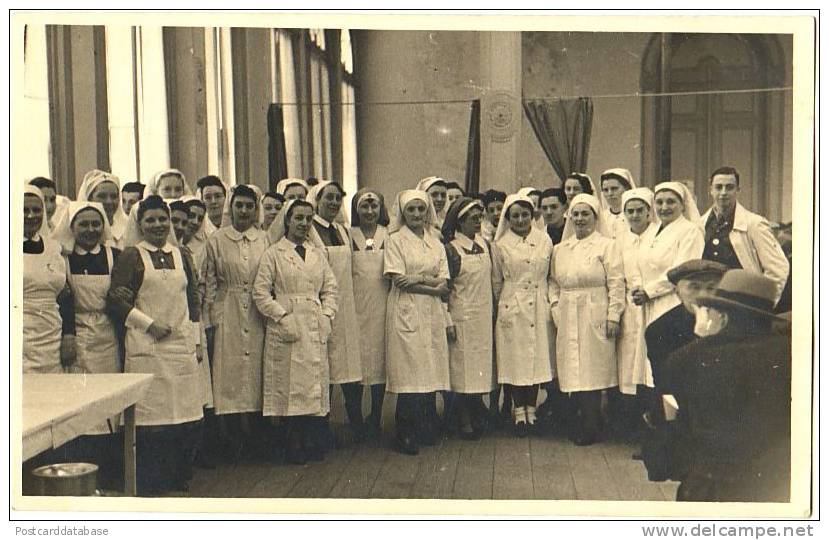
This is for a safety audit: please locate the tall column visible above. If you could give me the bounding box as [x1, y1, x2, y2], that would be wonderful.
[136, 26, 170, 182]
[105, 26, 138, 182]
[478, 32, 522, 193]
[22, 24, 51, 181]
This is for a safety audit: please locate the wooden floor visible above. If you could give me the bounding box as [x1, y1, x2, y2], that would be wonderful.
[186, 428, 679, 501]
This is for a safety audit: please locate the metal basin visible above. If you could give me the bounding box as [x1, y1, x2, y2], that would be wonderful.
[29, 463, 99, 496]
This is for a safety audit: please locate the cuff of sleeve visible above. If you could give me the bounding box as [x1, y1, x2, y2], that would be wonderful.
[607, 312, 622, 323]
[321, 309, 335, 319]
[126, 308, 154, 333]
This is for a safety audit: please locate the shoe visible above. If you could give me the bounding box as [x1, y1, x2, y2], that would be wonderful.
[350, 421, 368, 444]
[514, 421, 529, 438]
[396, 435, 419, 456]
[285, 446, 307, 465]
[418, 426, 437, 446]
[573, 435, 597, 446]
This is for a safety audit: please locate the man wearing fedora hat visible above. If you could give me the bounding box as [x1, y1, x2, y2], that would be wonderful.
[662, 270, 791, 502]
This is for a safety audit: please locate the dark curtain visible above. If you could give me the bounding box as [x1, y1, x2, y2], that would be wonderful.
[267, 103, 289, 191]
[464, 99, 481, 194]
[522, 97, 593, 180]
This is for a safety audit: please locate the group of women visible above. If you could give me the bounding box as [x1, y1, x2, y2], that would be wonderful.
[22, 165, 707, 494]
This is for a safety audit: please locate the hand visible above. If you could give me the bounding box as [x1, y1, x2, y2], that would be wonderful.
[434, 282, 451, 296]
[111, 286, 135, 305]
[446, 325, 457, 343]
[60, 335, 77, 368]
[606, 320, 621, 339]
[631, 288, 649, 306]
[550, 305, 560, 327]
[196, 343, 204, 363]
[421, 275, 442, 287]
[148, 322, 172, 341]
[321, 315, 333, 341]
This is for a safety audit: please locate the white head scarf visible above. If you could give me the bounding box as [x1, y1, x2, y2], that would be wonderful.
[51, 194, 71, 230]
[306, 180, 348, 225]
[415, 176, 447, 193]
[52, 201, 112, 254]
[23, 185, 53, 241]
[388, 189, 437, 234]
[220, 184, 265, 229]
[146, 168, 193, 198]
[621, 187, 658, 224]
[654, 181, 702, 225]
[76, 169, 128, 242]
[266, 198, 315, 245]
[122, 196, 179, 249]
[561, 193, 606, 241]
[599, 168, 637, 210]
[275, 178, 310, 198]
[494, 193, 535, 242]
[516, 186, 540, 203]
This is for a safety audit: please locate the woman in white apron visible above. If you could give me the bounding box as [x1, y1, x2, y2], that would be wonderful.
[550, 194, 625, 446]
[384, 190, 451, 455]
[632, 182, 705, 326]
[416, 176, 449, 233]
[22, 185, 71, 374]
[441, 197, 494, 439]
[51, 200, 125, 486]
[204, 185, 269, 459]
[107, 195, 204, 495]
[298, 181, 365, 443]
[77, 169, 129, 252]
[350, 188, 391, 436]
[492, 194, 555, 437]
[254, 199, 338, 465]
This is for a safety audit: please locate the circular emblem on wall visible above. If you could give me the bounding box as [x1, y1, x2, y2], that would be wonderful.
[485, 91, 518, 143]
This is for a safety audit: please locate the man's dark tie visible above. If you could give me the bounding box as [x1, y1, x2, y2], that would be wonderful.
[295, 244, 306, 261]
[23, 238, 44, 254]
[328, 224, 343, 246]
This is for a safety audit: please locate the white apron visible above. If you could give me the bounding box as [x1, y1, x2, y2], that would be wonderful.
[187, 234, 215, 408]
[492, 228, 555, 386]
[125, 246, 204, 426]
[207, 228, 267, 414]
[351, 226, 389, 386]
[384, 227, 451, 394]
[551, 233, 624, 393]
[323, 225, 362, 384]
[23, 242, 66, 373]
[447, 236, 495, 393]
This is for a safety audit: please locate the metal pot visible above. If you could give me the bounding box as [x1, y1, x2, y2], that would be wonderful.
[29, 463, 99, 496]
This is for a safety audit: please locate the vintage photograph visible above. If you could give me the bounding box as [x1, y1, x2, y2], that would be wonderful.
[11, 11, 814, 516]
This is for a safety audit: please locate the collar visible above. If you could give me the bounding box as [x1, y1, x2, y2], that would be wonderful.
[74, 244, 102, 256]
[703, 203, 748, 232]
[453, 233, 484, 252]
[25, 233, 42, 243]
[225, 226, 260, 242]
[138, 240, 175, 253]
[314, 215, 334, 228]
[402, 224, 440, 247]
[562, 229, 600, 247]
[277, 236, 311, 251]
[502, 227, 538, 247]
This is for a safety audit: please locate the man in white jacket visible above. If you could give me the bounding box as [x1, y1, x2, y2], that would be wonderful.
[700, 166, 790, 305]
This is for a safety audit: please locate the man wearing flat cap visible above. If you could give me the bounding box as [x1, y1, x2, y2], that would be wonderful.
[662, 270, 791, 502]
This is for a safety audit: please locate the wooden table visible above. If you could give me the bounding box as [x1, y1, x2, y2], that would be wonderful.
[21, 373, 153, 496]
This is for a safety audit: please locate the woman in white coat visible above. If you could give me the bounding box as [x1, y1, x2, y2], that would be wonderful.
[550, 193, 625, 445]
[631, 182, 705, 325]
[107, 195, 204, 495]
[203, 185, 269, 459]
[492, 194, 555, 437]
[384, 190, 451, 455]
[599, 168, 636, 240]
[441, 197, 495, 439]
[254, 199, 338, 465]
[350, 188, 391, 436]
[23, 185, 72, 374]
[77, 170, 128, 250]
[416, 176, 449, 233]
[617, 189, 659, 397]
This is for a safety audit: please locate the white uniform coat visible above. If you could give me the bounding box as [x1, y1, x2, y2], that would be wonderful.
[446, 234, 495, 393]
[601, 208, 628, 240]
[204, 226, 268, 414]
[492, 227, 555, 386]
[551, 231, 625, 393]
[253, 237, 338, 417]
[125, 244, 204, 426]
[616, 223, 658, 395]
[312, 219, 362, 384]
[700, 203, 790, 303]
[639, 216, 705, 325]
[383, 226, 451, 393]
[351, 226, 389, 385]
[23, 237, 66, 374]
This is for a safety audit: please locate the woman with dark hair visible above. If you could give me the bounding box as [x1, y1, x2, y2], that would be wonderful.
[77, 170, 129, 250]
[441, 197, 494, 439]
[261, 191, 286, 230]
[492, 194, 555, 437]
[203, 185, 269, 460]
[384, 189, 451, 455]
[196, 175, 228, 231]
[563, 173, 597, 205]
[107, 195, 204, 495]
[254, 199, 338, 465]
[550, 194, 625, 446]
[445, 181, 465, 209]
[481, 189, 506, 243]
[350, 188, 391, 435]
[416, 177, 449, 232]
